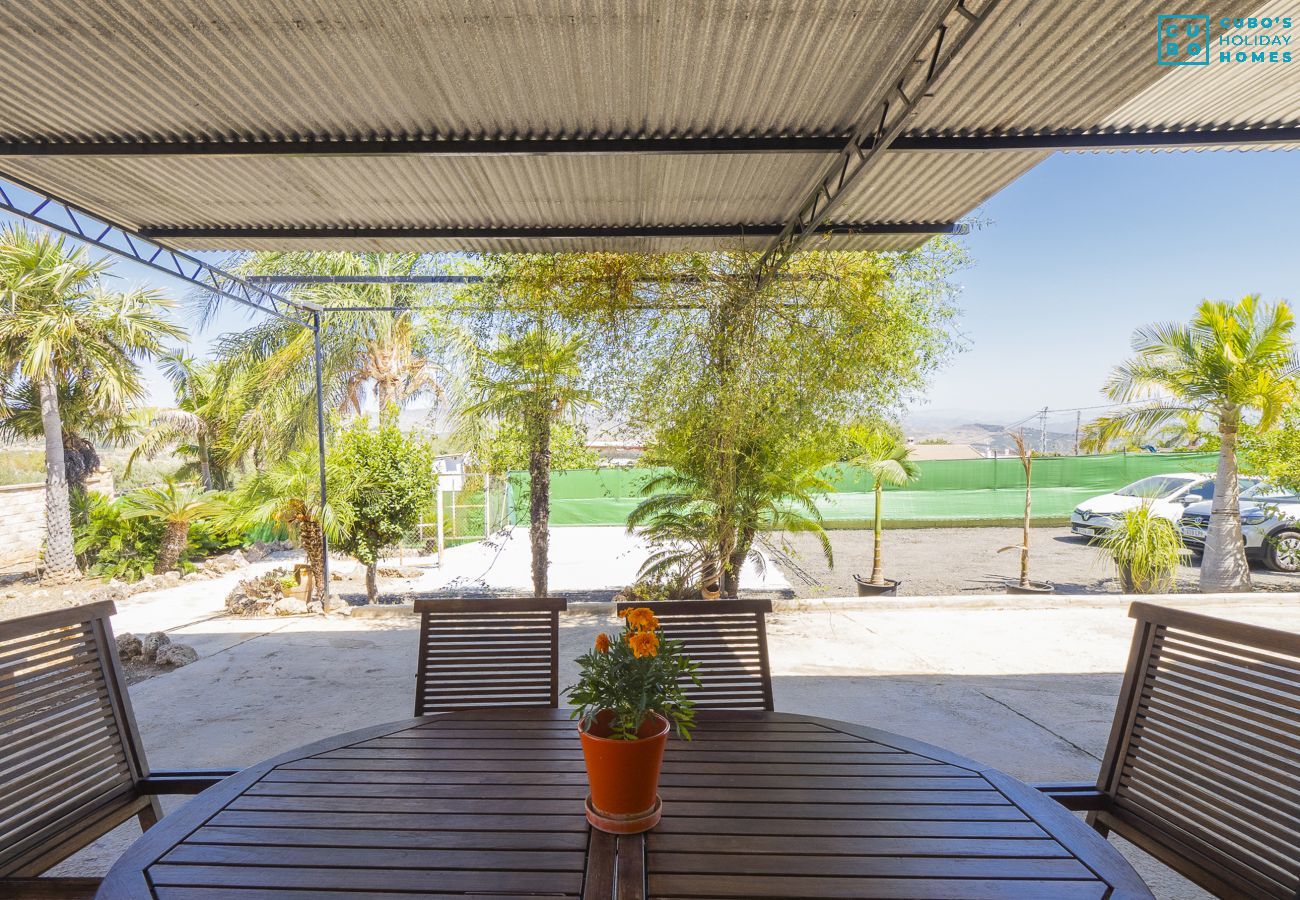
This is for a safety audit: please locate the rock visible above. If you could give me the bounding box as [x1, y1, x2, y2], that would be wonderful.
[159, 571, 182, 588]
[378, 566, 424, 579]
[139, 631, 171, 663]
[155, 643, 198, 667]
[272, 596, 309, 616]
[89, 583, 128, 603]
[242, 542, 270, 563]
[115, 632, 142, 661]
[29, 588, 50, 599]
[306, 601, 324, 615]
[183, 572, 205, 582]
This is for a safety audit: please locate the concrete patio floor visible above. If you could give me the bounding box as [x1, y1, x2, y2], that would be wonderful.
[55, 598, 1300, 898]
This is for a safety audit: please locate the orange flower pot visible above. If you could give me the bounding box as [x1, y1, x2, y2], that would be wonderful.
[579, 710, 669, 829]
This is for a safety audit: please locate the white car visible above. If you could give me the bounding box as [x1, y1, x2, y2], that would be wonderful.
[1070, 473, 1231, 538]
[1179, 483, 1300, 573]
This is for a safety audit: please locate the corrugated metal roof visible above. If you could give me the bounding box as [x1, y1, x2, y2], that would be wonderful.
[0, 0, 1294, 254]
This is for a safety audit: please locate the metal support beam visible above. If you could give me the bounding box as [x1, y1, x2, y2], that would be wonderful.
[0, 135, 849, 157]
[751, 0, 1000, 288]
[889, 126, 1300, 151]
[311, 310, 333, 608]
[139, 221, 965, 241]
[0, 174, 316, 326]
[3, 128, 1294, 158]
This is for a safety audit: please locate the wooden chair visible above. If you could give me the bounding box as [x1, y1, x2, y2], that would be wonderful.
[615, 599, 774, 711]
[1035, 601, 1300, 899]
[0, 601, 237, 899]
[413, 597, 566, 715]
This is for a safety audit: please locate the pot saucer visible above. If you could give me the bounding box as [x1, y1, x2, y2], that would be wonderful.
[585, 793, 662, 834]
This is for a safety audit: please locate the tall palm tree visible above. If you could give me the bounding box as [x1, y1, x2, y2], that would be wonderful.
[226, 450, 351, 602]
[120, 480, 226, 573]
[129, 351, 240, 489]
[462, 328, 593, 597]
[1093, 296, 1298, 592]
[0, 226, 183, 580]
[845, 425, 919, 586]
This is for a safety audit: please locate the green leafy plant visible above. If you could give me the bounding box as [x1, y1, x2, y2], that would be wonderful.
[1093, 503, 1184, 594]
[73, 492, 164, 583]
[332, 408, 438, 602]
[566, 608, 699, 740]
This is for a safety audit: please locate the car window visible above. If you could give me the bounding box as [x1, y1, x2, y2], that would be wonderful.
[1197, 480, 1215, 500]
[1242, 481, 1294, 500]
[1115, 476, 1197, 499]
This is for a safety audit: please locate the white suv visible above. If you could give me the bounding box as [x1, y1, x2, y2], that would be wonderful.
[1179, 483, 1300, 573]
[1071, 473, 1218, 538]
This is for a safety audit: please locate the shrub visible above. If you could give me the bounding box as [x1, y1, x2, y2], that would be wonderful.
[1093, 504, 1184, 594]
[74, 492, 164, 582]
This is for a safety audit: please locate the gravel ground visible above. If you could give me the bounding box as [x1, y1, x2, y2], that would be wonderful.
[770, 526, 1300, 597]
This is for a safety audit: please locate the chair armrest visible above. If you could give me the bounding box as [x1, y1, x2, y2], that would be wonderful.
[1031, 781, 1109, 811]
[140, 768, 240, 794]
[0, 877, 101, 899]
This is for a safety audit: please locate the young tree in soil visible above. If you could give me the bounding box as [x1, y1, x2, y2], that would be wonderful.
[843, 424, 919, 587]
[332, 408, 438, 603]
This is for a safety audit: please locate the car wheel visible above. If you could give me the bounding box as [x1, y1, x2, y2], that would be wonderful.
[1263, 530, 1300, 573]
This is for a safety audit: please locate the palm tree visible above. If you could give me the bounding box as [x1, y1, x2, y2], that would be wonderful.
[462, 328, 594, 597]
[1093, 296, 1298, 592]
[0, 226, 184, 581]
[226, 450, 351, 602]
[845, 425, 919, 586]
[217, 252, 456, 457]
[129, 351, 239, 489]
[628, 445, 834, 597]
[120, 480, 226, 573]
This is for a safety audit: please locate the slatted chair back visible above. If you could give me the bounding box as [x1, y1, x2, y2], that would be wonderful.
[413, 597, 566, 715]
[615, 599, 774, 711]
[1091, 601, 1300, 899]
[0, 601, 158, 879]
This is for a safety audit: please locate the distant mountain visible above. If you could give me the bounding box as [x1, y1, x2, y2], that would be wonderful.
[908, 423, 1080, 456]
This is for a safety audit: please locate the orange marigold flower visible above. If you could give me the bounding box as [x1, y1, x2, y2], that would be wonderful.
[625, 607, 659, 632]
[594, 633, 611, 654]
[628, 630, 659, 659]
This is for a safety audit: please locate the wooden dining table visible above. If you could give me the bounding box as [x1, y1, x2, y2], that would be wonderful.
[97, 707, 1153, 899]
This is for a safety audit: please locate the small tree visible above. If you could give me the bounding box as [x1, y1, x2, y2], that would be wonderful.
[119, 480, 226, 573]
[845, 424, 919, 586]
[463, 328, 594, 597]
[999, 431, 1036, 589]
[333, 409, 438, 603]
[228, 450, 350, 602]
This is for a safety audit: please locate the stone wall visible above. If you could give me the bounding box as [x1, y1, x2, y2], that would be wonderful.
[0, 471, 115, 574]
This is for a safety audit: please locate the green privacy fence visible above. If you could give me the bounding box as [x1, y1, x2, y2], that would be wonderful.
[507, 451, 1221, 528]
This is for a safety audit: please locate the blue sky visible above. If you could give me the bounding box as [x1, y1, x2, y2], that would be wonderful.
[3, 148, 1297, 429]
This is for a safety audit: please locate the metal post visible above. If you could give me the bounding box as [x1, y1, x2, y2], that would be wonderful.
[436, 488, 445, 567]
[311, 311, 332, 607]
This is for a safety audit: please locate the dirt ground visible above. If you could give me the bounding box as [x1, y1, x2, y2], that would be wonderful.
[771, 525, 1300, 597]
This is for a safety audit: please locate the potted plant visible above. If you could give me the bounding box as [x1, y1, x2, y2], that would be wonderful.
[846, 425, 918, 595]
[999, 431, 1054, 594]
[566, 607, 698, 833]
[1093, 503, 1183, 593]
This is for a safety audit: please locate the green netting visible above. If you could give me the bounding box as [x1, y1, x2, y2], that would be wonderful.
[507, 452, 1221, 528]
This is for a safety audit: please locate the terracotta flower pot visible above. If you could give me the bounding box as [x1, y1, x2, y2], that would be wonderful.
[579, 710, 669, 831]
